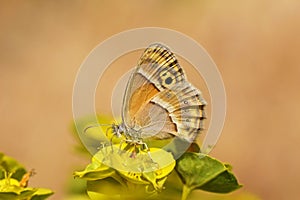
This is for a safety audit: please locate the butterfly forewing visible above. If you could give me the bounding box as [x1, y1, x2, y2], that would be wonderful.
[122, 43, 206, 143]
[121, 68, 169, 135]
[137, 44, 185, 91]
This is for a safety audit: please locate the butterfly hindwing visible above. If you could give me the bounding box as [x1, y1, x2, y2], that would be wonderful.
[122, 43, 206, 143]
[151, 82, 206, 142]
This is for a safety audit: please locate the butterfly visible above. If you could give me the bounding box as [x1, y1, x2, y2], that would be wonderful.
[110, 43, 206, 156]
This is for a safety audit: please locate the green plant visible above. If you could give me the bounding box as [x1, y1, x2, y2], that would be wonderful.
[0, 153, 53, 200]
[73, 116, 243, 200]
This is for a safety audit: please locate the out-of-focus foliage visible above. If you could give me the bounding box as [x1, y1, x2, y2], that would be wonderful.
[0, 153, 53, 200]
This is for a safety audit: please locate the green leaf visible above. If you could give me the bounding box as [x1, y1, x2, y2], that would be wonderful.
[0, 192, 19, 200]
[74, 150, 126, 189]
[0, 178, 54, 199]
[0, 153, 27, 181]
[87, 178, 123, 200]
[19, 188, 37, 199]
[74, 161, 116, 181]
[66, 176, 87, 195]
[30, 188, 54, 200]
[199, 170, 242, 193]
[176, 153, 226, 188]
[176, 152, 242, 200]
[188, 190, 261, 200]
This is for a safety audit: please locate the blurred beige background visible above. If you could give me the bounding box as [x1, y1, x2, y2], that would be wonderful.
[1, 1, 299, 199]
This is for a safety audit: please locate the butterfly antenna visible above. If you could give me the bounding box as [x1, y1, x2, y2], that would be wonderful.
[105, 126, 112, 137]
[83, 123, 112, 134]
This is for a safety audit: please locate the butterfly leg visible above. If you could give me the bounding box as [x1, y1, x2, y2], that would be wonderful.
[140, 142, 153, 161]
[123, 139, 137, 158]
[118, 139, 125, 154]
[120, 139, 140, 159]
[140, 141, 160, 169]
[97, 143, 108, 162]
[96, 142, 105, 151]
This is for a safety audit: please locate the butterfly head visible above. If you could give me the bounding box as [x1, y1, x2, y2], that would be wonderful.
[111, 123, 124, 138]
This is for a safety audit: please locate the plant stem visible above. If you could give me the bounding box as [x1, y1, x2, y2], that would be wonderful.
[181, 185, 192, 200]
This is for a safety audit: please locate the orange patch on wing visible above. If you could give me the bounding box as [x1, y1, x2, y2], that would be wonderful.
[129, 83, 159, 122]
